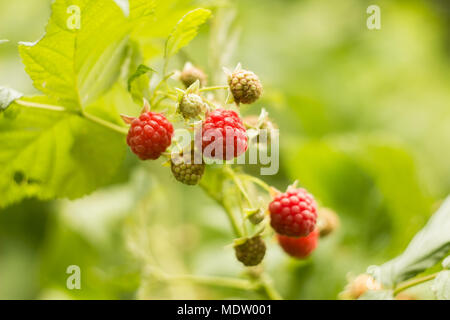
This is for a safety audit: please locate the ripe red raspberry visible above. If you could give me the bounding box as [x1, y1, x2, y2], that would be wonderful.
[277, 229, 319, 259]
[269, 188, 317, 237]
[126, 112, 174, 160]
[201, 109, 248, 160]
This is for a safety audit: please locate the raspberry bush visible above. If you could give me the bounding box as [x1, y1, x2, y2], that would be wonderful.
[1, 0, 448, 301]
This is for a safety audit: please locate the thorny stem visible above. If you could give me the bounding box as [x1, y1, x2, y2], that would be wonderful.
[393, 272, 439, 296]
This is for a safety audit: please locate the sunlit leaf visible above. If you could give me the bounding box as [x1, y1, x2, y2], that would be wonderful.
[432, 271, 450, 300]
[369, 197, 450, 287]
[0, 97, 126, 208]
[165, 8, 212, 58]
[127, 64, 155, 103]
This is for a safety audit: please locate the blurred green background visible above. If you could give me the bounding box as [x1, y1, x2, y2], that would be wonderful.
[0, 0, 449, 299]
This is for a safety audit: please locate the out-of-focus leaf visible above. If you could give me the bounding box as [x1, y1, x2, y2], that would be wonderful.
[0, 97, 126, 208]
[431, 271, 450, 300]
[283, 136, 432, 253]
[127, 64, 155, 103]
[359, 290, 394, 300]
[129, 0, 157, 20]
[443, 256, 450, 270]
[0, 87, 22, 112]
[369, 197, 450, 287]
[165, 8, 212, 58]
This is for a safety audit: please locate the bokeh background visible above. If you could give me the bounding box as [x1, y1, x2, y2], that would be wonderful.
[0, 0, 449, 299]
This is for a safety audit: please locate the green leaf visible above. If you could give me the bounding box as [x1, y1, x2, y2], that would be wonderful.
[0, 97, 126, 208]
[283, 135, 432, 254]
[0, 87, 23, 112]
[431, 271, 450, 300]
[358, 290, 394, 300]
[19, 0, 131, 110]
[127, 64, 155, 104]
[165, 8, 212, 58]
[370, 197, 450, 287]
[129, 0, 157, 21]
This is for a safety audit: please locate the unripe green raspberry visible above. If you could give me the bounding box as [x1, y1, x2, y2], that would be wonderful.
[228, 70, 263, 105]
[234, 236, 266, 266]
[171, 150, 205, 185]
[180, 63, 207, 88]
[248, 208, 265, 225]
[179, 94, 206, 119]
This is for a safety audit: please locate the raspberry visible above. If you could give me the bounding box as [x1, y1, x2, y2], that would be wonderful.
[180, 63, 207, 88]
[234, 236, 266, 266]
[228, 69, 262, 105]
[126, 112, 174, 160]
[179, 94, 206, 119]
[269, 188, 317, 237]
[277, 229, 319, 259]
[201, 109, 248, 160]
[171, 150, 205, 185]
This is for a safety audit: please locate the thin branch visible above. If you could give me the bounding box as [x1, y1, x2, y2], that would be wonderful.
[393, 272, 439, 296]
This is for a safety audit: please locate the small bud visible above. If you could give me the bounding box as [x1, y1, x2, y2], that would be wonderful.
[178, 93, 206, 119]
[340, 274, 382, 300]
[180, 63, 207, 88]
[246, 208, 265, 225]
[317, 208, 340, 237]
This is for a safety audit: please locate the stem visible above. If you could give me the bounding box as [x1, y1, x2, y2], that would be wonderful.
[151, 72, 175, 105]
[82, 112, 128, 135]
[15, 99, 67, 112]
[200, 85, 229, 93]
[240, 174, 272, 194]
[198, 179, 244, 238]
[166, 274, 258, 291]
[16, 99, 128, 135]
[393, 273, 439, 296]
[225, 167, 254, 208]
[259, 273, 283, 300]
